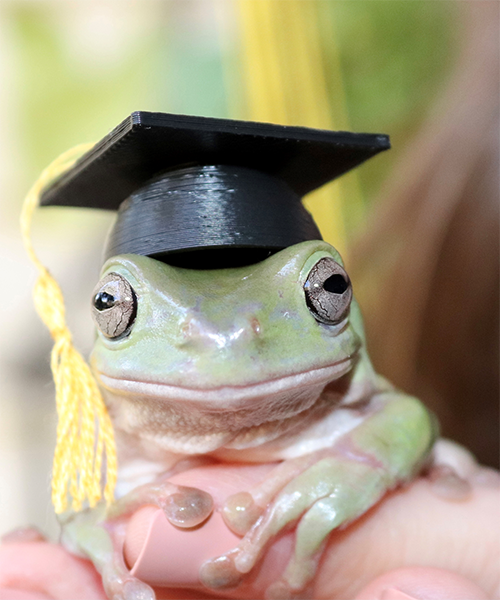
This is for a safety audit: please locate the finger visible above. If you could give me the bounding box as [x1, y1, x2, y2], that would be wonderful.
[0, 542, 106, 600]
[124, 463, 289, 593]
[353, 567, 489, 600]
[315, 474, 500, 599]
[123, 462, 500, 599]
[1, 527, 46, 544]
[0, 590, 51, 600]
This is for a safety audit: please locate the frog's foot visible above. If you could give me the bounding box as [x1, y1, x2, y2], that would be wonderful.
[108, 480, 214, 528]
[202, 445, 390, 594]
[61, 507, 156, 600]
[205, 394, 435, 594]
[221, 446, 343, 536]
[101, 526, 156, 600]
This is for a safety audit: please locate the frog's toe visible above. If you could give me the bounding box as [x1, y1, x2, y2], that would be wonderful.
[222, 491, 263, 535]
[102, 560, 156, 600]
[122, 579, 156, 600]
[108, 480, 213, 529]
[281, 495, 346, 592]
[199, 551, 244, 590]
[162, 485, 213, 528]
[265, 579, 295, 600]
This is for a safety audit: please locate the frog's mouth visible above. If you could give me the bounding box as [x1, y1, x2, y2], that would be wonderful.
[97, 357, 356, 453]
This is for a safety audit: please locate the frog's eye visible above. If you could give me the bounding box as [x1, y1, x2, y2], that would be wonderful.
[91, 272, 137, 339]
[304, 258, 352, 325]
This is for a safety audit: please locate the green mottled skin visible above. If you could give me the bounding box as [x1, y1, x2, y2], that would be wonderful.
[61, 241, 437, 598]
[92, 243, 362, 389]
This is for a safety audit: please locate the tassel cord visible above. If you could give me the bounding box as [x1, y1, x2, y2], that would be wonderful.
[20, 144, 117, 513]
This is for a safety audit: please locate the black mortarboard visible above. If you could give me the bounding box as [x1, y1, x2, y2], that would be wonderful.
[40, 112, 389, 268]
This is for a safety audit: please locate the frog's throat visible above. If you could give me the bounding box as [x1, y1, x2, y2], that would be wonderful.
[96, 358, 353, 410]
[96, 359, 356, 454]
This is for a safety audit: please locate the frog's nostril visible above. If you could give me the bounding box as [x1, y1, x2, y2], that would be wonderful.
[250, 317, 261, 335]
[180, 319, 196, 339]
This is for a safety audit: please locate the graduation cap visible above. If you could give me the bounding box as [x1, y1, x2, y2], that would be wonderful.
[40, 111, 390, 268]
[25, 112, 391, 514]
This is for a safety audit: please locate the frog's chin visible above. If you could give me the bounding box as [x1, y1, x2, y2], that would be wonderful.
[96, 358, 355, 454]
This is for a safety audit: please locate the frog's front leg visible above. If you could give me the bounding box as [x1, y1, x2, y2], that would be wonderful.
[61, 459, 214, 600]
[201, 393, 437, 595]
[60, 504, 155, 600]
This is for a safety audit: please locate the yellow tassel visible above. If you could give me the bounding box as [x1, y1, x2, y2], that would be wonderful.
[20, 145, 117, 513]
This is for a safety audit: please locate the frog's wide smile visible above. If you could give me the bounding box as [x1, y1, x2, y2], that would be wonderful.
[95, 356, 357, 454]
[96, 357, 354, 409]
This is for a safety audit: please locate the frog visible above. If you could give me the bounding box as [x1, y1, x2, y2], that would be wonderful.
[59, 239, 437, 600]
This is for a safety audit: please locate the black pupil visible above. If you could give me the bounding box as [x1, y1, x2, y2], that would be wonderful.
[323, 274, 349, 294]
[94, 291, 116, 311]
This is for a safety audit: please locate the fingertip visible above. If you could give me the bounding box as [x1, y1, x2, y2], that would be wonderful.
[1, 527, 46, 545]
[124, 506, 241, 588]
[0, 542, 106, 600]
[353, 567, 489, 600]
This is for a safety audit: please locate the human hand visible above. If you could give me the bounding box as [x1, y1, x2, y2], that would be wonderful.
[0, 455, 498, 599]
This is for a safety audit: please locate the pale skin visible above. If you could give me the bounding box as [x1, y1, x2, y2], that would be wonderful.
[1, 460, 499, 599]
[7, 241, 462, 599]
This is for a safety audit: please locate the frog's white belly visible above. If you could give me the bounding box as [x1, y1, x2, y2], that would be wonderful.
[114, 404, 365, 498]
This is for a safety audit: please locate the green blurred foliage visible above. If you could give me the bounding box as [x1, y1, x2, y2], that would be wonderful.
[5, 1, 228, 233]
[321, 0, 458, 198]
[7, 0, 457, 220]
[9, 3, 165, 179]
[163, 2, 228, 118]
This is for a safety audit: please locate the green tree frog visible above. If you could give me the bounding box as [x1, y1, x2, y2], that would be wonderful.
[60, 239, 437, 599]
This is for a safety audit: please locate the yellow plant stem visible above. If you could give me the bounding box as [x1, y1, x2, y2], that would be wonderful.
[232, 0, 366, 254]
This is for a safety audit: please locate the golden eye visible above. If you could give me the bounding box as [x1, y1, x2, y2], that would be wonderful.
[304, 258, 352, 325]
[91, 272, 137, 339]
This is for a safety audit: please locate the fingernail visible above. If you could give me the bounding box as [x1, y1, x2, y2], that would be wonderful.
[381, 589, 419, 600]
[125, 507, 241, 587]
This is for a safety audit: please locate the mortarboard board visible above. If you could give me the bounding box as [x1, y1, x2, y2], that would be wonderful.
[40, 111, 390, 268]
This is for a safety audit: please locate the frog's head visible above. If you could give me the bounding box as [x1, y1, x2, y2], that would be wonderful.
[90, 241, 371, 452]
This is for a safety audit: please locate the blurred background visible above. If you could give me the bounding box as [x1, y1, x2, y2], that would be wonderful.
[0, 0, 497, 539]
